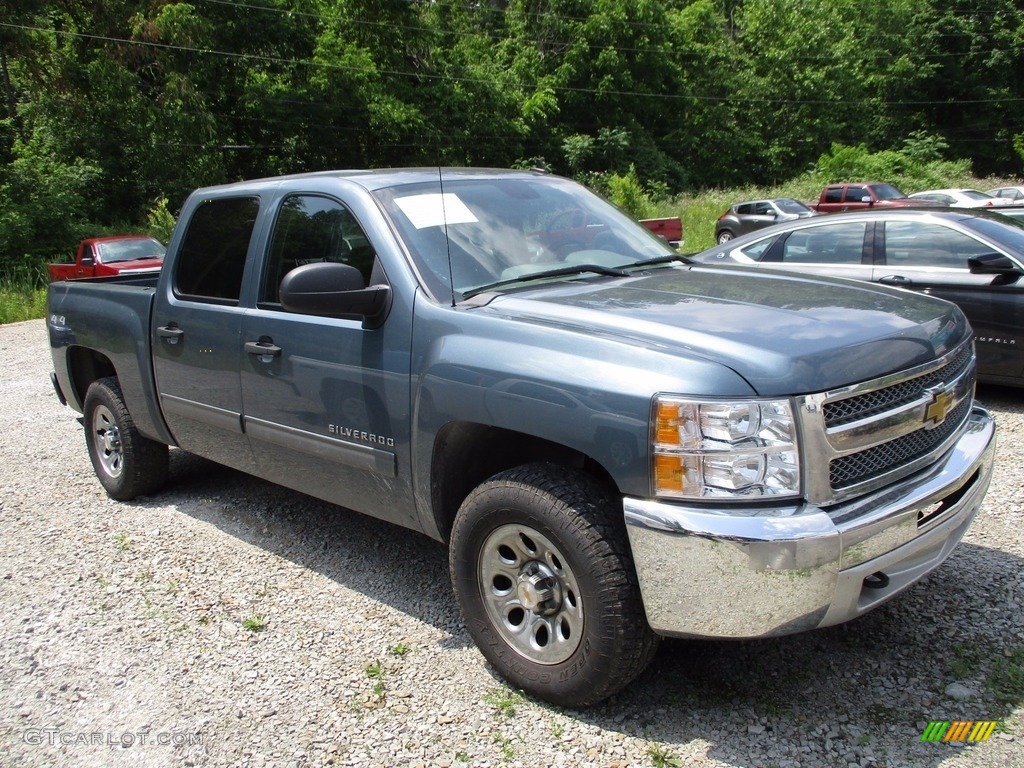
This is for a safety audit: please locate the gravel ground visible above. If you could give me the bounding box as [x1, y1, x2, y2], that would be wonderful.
[1, 317, 1023, 768]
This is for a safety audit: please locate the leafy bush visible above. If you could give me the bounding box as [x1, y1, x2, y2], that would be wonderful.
[812, 140, 972, 195]
[146, 197, 178, 244]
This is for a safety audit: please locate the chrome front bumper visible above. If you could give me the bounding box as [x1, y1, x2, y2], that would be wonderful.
[624, 405, 995, 639]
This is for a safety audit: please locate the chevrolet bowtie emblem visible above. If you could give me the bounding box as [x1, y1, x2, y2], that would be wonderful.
[924, 386, 955, 426]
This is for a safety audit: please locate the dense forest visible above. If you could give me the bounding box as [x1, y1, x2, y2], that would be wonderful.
[2, 0, 1024, 277]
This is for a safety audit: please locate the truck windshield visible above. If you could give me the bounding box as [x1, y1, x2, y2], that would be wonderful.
[97, 238, 166, 264]
[873, 183, 908, 200]
[373, 175, 675, 302]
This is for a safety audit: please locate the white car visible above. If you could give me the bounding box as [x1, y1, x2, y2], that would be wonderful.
[987, 185, 1024, 203]
[909, 188, 1017, 207]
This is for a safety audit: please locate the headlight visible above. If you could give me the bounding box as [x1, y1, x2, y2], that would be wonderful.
[652, 396, 800, 499]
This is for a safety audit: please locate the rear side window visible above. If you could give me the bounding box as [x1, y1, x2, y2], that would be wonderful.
[175, 197, 260, 303]
[774, 222, 868, 264]
[823, 188, 842, 203]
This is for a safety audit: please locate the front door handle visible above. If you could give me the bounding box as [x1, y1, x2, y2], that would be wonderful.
[245, 339, 282, 359]
[157, 324, 184, 344]
[878, 275, 912, 286]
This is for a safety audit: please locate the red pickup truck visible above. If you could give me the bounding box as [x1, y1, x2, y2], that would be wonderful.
[48, 236, 166, 282]
[639, 216, 683, 247]
[812, 182, 935, 213]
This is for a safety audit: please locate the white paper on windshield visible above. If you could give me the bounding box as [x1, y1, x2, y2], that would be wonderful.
[395, 193, 478, 229]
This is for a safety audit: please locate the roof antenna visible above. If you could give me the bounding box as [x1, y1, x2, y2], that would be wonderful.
[438, 165, 456, 307]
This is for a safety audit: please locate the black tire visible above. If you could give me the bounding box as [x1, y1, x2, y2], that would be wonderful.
[83, 377, 168, 500]
[716, 230, 734, 244]
[449, 463, 659, 707]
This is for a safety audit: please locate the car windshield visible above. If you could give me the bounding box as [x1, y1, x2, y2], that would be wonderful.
[874, 184, 907, 200]
[776, 198, 811, 213]
[961, 190, 993, 200]
[373, 175, 676, 301]
[97, 238, 165, 264]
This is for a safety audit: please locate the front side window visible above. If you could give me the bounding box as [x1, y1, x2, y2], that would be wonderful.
[844, 186, 868, 202]
[260, 195, 377, 305]
[883, 221, 999, 268]
[175, 197, 260, 303]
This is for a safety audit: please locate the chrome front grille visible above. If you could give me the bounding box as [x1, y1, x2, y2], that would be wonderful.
[829, 397, 971, 490]
[797, 339, 976, 506]
[823, 345, 974, 428]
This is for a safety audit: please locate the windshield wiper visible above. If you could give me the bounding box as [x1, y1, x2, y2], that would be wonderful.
[616, 253, 690, 269]
[463, 264, 630, 299]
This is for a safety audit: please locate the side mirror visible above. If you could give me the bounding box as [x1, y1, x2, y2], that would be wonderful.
[861, 196, 873, 204]
[279, 262, 390, 328]
[968, 252, 1022, 276]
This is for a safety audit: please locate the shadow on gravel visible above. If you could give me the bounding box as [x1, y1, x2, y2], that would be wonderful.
[589, 541, 1024, 766]
[138, 448, 462, 638]
[129, 440, 1023, 767]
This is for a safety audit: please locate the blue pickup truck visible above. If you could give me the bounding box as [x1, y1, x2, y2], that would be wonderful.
[47, 168, 995, 707]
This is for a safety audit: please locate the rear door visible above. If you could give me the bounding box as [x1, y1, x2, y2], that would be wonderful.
[151, 196, 262, 472]
[874, 219, 1024, 381]
[238, 192, 417, 528]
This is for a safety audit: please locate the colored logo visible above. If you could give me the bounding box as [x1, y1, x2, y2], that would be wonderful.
[924, 386, 955, 426]
[920, 720, 997, 742]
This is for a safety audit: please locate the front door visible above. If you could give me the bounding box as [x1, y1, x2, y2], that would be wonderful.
[875, 219, 1024, 382]
[239, 194, 416, 527]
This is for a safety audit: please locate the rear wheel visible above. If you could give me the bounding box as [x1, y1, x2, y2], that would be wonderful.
[450, 463, 658, 707]
[83, 377, 168, 500]
[716, 230, 734, 244]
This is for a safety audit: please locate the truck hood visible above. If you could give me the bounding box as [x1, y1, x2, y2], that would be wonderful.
[478, 264, 969, 396]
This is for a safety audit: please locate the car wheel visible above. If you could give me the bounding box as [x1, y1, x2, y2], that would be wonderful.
[83, 377, 168, 500]
[449, 463, 659, 707]
[717, 230, 733, 244]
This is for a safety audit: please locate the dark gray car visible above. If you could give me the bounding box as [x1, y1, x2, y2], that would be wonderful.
[714, 197, 816, 244]
[692, 208, 1024, 387]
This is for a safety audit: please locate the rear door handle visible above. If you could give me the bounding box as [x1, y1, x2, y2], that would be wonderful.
[878, 275, 912, 287]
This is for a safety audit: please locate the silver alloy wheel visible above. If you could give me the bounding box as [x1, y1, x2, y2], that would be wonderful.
[91, 404, 123, 479]
[478, 523, 583, 665]
[717, 231, 733, 243]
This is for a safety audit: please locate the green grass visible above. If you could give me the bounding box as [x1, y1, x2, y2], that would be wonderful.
[241, 614, 267, 632]
[0, 284, 47, 325]
[987, 647, 1024, 705]
[652, 173, 1018, 253]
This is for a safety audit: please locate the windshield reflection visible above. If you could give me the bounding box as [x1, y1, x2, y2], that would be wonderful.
[373, 175, 675, 301]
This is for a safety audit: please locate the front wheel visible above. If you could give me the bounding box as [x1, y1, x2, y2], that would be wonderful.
[450, 463, 659, 707]
[716, 230, 734, 244]
[83, 377, 168, 500]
